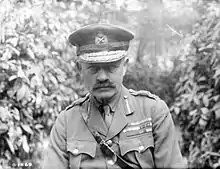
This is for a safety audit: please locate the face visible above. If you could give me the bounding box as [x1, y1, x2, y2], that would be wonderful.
[79, 57, 128, 102]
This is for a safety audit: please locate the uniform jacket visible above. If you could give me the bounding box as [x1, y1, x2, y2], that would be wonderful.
[43, 86, 187, 169]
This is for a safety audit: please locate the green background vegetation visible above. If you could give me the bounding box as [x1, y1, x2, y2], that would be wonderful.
[0, 0, 220, 168]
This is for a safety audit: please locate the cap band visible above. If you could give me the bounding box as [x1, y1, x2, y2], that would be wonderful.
[78, 41, 129, 53]
[79, 50, 127, 63]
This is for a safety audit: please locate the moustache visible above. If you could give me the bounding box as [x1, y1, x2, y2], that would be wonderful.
[93, 83, 115, 89]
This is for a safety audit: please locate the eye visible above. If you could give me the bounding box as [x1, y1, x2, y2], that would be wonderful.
[105, 65, 119, 73]
[88, 66, 99, 73]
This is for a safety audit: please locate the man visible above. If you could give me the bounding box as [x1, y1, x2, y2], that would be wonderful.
[43, 23, 186, 169]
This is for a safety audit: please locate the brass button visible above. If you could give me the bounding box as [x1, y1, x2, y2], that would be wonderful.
[107, 159, 114, 165]
[106, 140, 113, 147]
[138, 145, 145, 152]
[72, 148, 79, 155]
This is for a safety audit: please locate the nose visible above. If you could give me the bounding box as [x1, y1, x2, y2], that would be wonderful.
[96, 68, 108, 82]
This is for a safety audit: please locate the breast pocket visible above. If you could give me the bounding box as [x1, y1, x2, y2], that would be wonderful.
[119, 133, 155, 168]
[67, 140, 96, 169]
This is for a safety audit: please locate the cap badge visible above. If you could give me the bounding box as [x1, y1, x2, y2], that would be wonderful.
[95, 32, 108, 45]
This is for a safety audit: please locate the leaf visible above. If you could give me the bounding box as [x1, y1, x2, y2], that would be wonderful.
[35, 124, 44, 130]
[203, 95, 209, 107]
[44, 59, 56, 68]
[24, 85, 31, 101]
[6, 138, 15, 154]
[23, 111, 33, 120]
[17, 67, 26, 78]
[214, 109, 220, 119]
[49, 74, 58, 84]
[1, 48, 12, 60]
[201, 107, 209, 115]
[8, 75, 18, 81]
[210, 95, 219, 101]
[0, 122, 8, 134]
[6, 36, 18, 47]
[6, 44, 20, 55]
[29, 65, 41, 75]
[174, 107, 180, 114]
[212, 101, 220, 119]
[7, 88, 17, 98]
[212, 21, 220, 40]
[30, 75, 41, 88]
[15, 126, 23, 136]
[198, 76, 206, 81]
[212, 101, 220, 111]
[0, 106, 11, 121]
[16, 83, 26, 101]
[22, 136, 29, 153]
[189, 109, 197, 116]
[12, 108, 20, 121]
[26, 47, 35, 59]
[21, 124, 33, 135]
[213, 68, 220, 79]
[193, 96, 200, 105]
[35, 94, 42, 108]
[182, 93, 191, 99]
[199, 85, 208, 91]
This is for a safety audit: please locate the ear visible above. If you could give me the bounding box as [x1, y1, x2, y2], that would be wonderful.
[122, 57, 129, 76]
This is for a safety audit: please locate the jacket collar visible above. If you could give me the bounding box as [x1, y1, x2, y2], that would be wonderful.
[81, 85, 135, 140]
[121, 85, 135, 116]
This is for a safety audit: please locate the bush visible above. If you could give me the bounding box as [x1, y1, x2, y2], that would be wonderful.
[124, 58, 179, 107]
[171, 14, 220, 168]
[0, 1, 81, 168]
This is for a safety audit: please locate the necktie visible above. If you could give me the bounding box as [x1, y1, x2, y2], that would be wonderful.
[103, 105, 112, 129]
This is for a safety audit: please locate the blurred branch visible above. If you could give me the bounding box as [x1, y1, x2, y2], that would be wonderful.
[205, 152, 220, 157]
[166, 24, 183, 37]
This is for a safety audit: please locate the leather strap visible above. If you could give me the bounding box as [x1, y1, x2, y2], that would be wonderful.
[92, 131, 134, 169]
[81, 112, 134, 169]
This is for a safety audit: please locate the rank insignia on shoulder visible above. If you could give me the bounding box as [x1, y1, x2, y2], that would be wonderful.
[65, 93, 90, 111]
[129, 89, 160, 100]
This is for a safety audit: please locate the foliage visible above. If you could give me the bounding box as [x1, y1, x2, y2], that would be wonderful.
[171, 13, 220, 168]
[123, 58, 179, 107]
[0, 0, 82, 168]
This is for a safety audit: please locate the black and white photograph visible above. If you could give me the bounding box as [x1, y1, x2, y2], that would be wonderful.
[0, 0, 220, 168]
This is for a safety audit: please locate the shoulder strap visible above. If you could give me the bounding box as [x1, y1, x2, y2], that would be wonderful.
[65, 93, 90, 111]
[129, 89, 160, 100]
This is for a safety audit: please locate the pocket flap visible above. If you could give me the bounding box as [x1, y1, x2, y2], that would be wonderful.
[67, 140, 97, 158]
[119, 133, 154, 156]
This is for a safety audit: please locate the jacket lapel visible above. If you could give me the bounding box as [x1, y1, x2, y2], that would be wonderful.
[106, 87, 135, 140]
[86, 101, 108, 137]
[67, 101, 96, 142]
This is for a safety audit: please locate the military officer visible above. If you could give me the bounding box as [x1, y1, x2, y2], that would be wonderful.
[42, 23, 187, 169]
